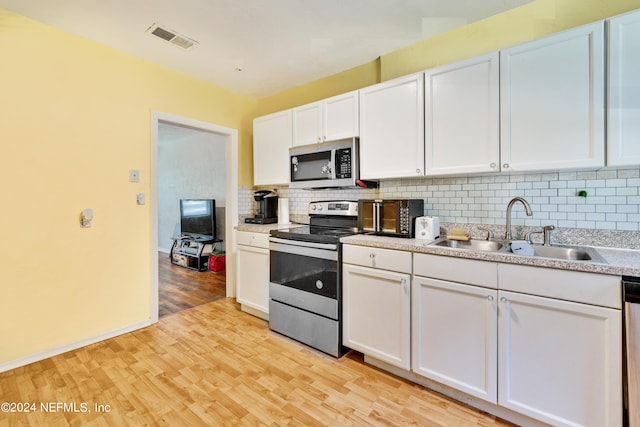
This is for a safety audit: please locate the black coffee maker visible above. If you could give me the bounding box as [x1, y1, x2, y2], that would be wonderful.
[245, 190, 278, 224]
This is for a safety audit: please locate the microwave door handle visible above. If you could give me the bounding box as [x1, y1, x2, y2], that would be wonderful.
[330, 149, 337, 179]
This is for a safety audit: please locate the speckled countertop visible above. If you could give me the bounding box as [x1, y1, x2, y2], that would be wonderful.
[235, 218, 640, 277]
[235, 222, 290, 233]
[341, 234, 640, 277]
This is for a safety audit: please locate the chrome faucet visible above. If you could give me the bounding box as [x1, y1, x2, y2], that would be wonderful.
[504, 197, 533, 240]
[524, 224, 556, 246]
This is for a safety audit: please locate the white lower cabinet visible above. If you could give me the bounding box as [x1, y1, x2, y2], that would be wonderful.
[236, 231, 270, 318]
[410, 253, 621, 427]
[412, 276, 498, 403]
[342, 245, 411, 370]
[498, 267, 622, 427]
[412, 254, 499, 403]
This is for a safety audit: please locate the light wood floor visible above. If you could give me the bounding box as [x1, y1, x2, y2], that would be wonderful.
[158, 252, 226, 318]
[0, 297, 515, 426]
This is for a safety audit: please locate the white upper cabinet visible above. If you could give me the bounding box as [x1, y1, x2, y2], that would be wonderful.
[500, 22, 605, 172]
[608, 9, 640, 166]
[359, 73, 425, 179]
[425, 52, 500, 175]
[292, 91, 359, 146]
[253, 109, 292, 185]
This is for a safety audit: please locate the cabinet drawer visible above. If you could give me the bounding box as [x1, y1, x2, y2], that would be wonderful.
[343, 244, 411, 273]
[498, 264, 621, 309]
[236, 231, 270, 248]
[413, 253, 497, 288]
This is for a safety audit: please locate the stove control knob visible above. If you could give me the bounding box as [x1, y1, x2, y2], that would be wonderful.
[316, 280, 324, 290]
[317, 205, 323, 211]
[310, 205, 316, 211]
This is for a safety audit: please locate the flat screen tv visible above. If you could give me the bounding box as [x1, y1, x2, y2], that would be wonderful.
[180, 199, 216, 240]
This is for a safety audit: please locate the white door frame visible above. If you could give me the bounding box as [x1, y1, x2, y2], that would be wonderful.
[150, 111, 238, 322]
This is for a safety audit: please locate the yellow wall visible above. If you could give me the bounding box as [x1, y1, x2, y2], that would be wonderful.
[380, 0, 640, 81]
[256, 0, 640, 115]
[0, 9, 256, 365]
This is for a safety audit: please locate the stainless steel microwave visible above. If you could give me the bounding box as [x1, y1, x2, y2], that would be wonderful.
[289, 138, 369, 189]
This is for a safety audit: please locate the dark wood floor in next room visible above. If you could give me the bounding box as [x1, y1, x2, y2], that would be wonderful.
[158, 251, 226, 318]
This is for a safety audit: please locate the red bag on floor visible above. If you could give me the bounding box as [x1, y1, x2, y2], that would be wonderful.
[209, 253, 226, 272]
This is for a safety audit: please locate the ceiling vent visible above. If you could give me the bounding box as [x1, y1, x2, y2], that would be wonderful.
[145, 23, 198, 50]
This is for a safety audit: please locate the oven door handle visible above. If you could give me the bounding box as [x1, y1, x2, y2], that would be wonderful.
[268, 237, 338, 251]
[269, 238, 338, 261]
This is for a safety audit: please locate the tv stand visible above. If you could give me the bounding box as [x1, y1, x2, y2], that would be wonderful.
[170, 236, 221, 271]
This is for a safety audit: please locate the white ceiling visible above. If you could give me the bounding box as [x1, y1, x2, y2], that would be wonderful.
[0, 0, 532, 98]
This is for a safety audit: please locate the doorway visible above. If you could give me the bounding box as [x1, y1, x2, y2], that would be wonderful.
[150, 111, 238, 322]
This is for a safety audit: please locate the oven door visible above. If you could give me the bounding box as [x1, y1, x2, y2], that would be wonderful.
[269, 238, 339, 319]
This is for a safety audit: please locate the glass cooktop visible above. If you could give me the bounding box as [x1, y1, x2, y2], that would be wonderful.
[270, 225, 360, 244]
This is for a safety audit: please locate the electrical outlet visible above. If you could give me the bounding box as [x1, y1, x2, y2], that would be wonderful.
[129, 169, 140, 183]
[136, 192, 145, 205]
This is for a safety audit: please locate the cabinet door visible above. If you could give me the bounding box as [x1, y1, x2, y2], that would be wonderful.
[425, 52, 500, 175]
[500, 22, 605, 172]
[343, 263, 411, 369]
[236, 244, 270, 315]
[292, 101, 323, 146]
[412, 276, 498, 403]
[323, 91, 359, 141]
[498, 290, 622, 427]
[608, 9, 640, 166]
[253, 110, 292, 185]
[359, 73, 425, 179]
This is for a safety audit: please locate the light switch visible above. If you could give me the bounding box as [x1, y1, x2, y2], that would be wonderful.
[129, 169, 140, 182]
[136, 192, 145, 205]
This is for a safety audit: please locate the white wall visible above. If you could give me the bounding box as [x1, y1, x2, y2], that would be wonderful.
[158, 123, 226, 253]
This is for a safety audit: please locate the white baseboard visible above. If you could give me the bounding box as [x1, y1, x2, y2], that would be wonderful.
[0, 319, 155, 373]
[158, 247, 171, 254]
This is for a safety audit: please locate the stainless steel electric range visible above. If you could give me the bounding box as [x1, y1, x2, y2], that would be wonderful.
[268, 201, 359, 357]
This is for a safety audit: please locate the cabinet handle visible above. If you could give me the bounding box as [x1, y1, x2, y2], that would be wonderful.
[416, 168, 421, 174]
[503, 163, 510, 169]
[500, 297, 508, 303]
[487, 295, 494, 301]
[490, 162, 497, 169]
[401, 278, 408, 293]
[369, 253, 375, 258]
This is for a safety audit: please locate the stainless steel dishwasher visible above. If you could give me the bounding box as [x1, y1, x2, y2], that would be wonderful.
[624, 276, 640, 427]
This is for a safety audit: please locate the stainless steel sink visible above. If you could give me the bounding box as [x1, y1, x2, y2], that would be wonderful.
[433, 239, 504, 252]
[530, 245, 607, 263]
[430, 238, 607, 264]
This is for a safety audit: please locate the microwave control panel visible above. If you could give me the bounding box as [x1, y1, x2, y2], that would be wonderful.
[335, 148, 352, 179]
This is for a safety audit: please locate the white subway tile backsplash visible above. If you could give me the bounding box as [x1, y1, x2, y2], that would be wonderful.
[620, 170, 640, 178]
[241, 167, 640, 232]
[618, 187, 639, 196]
[618, 222, 639, 231]
[596, 170, 618, 179]
[596, 205, 617, 213]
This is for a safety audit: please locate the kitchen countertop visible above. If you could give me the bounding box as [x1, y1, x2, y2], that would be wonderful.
[235, 222, 301, 233]
[235, 220, 640, 277]
[341, 234, 640, 277]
